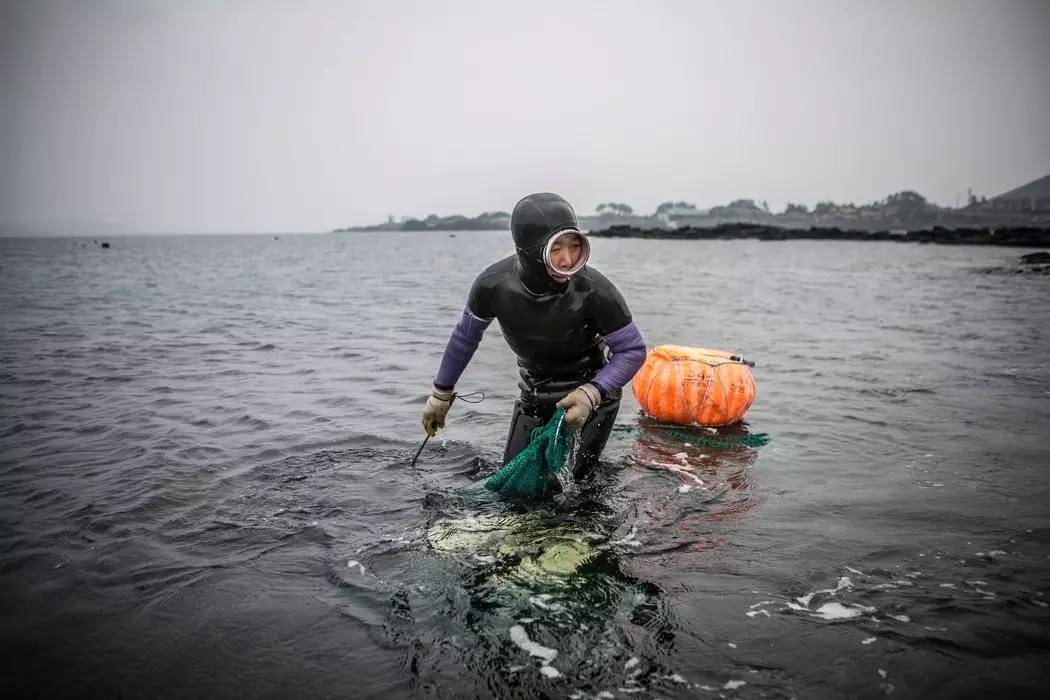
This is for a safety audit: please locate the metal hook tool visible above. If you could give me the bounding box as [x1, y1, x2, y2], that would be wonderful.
[409, 391, 485, 467]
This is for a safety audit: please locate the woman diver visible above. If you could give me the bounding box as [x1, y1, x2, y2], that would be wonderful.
[421, 192, 647, 480]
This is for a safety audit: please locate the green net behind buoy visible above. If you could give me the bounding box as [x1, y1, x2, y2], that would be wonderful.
[485, 408, 574, 500]
[660, 427, 771, 448]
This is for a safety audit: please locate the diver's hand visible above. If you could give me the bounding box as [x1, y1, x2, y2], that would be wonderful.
[422, 386, 454, 437]
[557, 383, 601, 431]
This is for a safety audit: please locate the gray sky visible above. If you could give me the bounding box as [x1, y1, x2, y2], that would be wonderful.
[2, 0, 1048, 233]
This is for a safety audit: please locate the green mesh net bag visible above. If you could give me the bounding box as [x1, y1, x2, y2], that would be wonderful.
[484, 408, 574, 500]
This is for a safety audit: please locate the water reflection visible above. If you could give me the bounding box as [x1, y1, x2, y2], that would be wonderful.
[621, 415, 767, 554]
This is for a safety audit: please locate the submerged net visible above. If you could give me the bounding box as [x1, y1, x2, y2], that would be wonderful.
[613, 423, 770, 448]
[484, 408, 574, 500]
[659, 427, 770, 448]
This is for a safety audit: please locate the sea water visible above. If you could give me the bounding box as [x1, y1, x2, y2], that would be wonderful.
[1, 231, 1048, 697]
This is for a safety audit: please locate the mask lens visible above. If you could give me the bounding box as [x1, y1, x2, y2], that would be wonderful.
[543, 230, 590, 278]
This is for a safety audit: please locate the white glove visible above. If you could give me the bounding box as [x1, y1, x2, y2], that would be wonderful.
[422, 385, 454, 437]
[556, 383, 601, 431]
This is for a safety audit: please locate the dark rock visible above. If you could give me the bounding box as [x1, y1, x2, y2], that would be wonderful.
[1020, 252, 1050, 265]
[588, 224, 1050, 247]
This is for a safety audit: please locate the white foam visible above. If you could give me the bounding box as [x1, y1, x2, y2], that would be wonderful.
[509, 625, 557, 663]
[938, 583, 957, 589]
[862, 637, 877, 645]
[624, 657, 639, 670]
[346, 560, 366, 574]
[529, 595, 563, 611]
[539, 664, 562, 679]
[1032, 599, 1048, 608]
[727, 642, 737, 649]
[724, 680, 747, 690]
[668, 673, 688, 683]
[611, 525, 642, 547]
[597, 692, 615, 699]
[888, 614, 910, 622]
[988, 550, 1007, 556]
[878, 669, 887, 679]
[812, 602, 873, 620]
[746, 609, 770, 618]
[617, 688, 645, 694]
[846, 566, 864, 575]
[796, 593, 816, 606]
[750, 600, 775, 608]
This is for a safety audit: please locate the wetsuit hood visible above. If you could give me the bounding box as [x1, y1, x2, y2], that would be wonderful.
[511, 192, 584, 294]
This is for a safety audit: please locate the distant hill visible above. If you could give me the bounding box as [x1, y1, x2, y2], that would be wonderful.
[994, 174, 1050, 200]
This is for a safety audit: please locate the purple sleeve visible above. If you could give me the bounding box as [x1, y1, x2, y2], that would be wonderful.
[592, 321, 647, 393]
[434, 307, 493, 390]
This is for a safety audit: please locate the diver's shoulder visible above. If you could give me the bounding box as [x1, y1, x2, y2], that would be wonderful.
[472, 255, 516, 286]
[578, 265, 619, 289]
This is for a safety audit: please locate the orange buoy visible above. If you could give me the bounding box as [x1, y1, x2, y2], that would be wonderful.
[631, 346, 756, 426]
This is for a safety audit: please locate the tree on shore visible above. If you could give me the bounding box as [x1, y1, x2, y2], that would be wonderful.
[708, 199, 766, 216]
[655, 201, 697, 214]
[597, 202, 634, 215]
[885, 190, 931, 223]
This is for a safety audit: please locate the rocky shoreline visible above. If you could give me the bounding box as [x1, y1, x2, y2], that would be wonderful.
[588, 223, 1050, 247]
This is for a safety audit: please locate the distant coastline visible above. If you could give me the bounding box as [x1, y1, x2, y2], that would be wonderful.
[588, 222, 1050, 248]
[333, 211, 510, 233]
[333, 174, 1050, 235]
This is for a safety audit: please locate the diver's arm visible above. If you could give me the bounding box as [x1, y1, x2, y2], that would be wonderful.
[423, 305, 492, 436]
[433, 307, 493, 390]
[591, 321, 647, 398]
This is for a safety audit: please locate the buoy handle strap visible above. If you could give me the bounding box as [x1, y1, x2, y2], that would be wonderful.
[730, 355, 756, 368]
